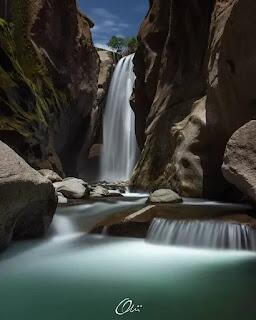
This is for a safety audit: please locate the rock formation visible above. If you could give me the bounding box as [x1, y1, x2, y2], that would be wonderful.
[0, 141, 57, 250]
[148, 189, 182, 204]
[131, 0, 256, 201]
[77, 49, 119, 181]
[222, 121, 256, 204]
[0, 0, 100, 177]
[54, 177, 89, 199]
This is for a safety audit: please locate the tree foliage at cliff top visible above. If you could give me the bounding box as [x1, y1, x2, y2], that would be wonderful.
[107, 36, 138, 54]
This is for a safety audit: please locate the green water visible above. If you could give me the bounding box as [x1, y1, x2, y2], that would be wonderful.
[0, 201, 256, 320]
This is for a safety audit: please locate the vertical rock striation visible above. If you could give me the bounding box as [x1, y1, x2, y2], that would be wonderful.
[78, 49, 118, 181]
[132, 0, 213, 197]
[132, 0, 256, 201]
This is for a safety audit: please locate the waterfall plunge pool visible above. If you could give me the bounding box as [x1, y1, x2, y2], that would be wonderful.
[0, 198, 256, 320]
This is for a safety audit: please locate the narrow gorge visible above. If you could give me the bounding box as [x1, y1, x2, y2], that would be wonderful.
[1, 1, 256, 320]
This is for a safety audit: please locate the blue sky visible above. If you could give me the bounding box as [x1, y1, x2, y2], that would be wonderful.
[78, 0, 148, 49]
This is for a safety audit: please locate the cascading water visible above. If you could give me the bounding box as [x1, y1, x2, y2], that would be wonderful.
[147, 219, 256, 250]
[100, 54, 138, 182]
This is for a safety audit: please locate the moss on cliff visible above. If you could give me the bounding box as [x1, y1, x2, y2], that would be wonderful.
[0, 7, 64, 141]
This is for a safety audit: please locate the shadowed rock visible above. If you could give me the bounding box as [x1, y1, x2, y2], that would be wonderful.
[0, 141, 57, 250]
[222, 121, 256, 204]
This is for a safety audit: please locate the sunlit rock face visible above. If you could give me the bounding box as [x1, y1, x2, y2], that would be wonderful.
[132, 0, 256, 200]
[0, 0, 100, 177]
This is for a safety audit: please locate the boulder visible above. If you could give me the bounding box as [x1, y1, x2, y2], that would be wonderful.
[148, 189, 182, 204]
[57, 192, 68, 205]
[0, 141, 57, 250]
[38, 169, 63, 183]
[222, 121, 256, 203]
[91, 186, 109, 197]
[54, 178, 89, 199]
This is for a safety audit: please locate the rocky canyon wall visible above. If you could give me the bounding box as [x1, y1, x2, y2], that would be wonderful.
[0, 0, 100, 177]
[132, 0, 213, 197]
[132, 0, 256, 201]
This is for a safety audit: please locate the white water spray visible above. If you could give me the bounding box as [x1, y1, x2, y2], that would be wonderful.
[100, 54, 138, 182]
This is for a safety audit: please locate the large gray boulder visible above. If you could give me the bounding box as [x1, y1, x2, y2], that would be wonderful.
[54, 178, 89, 199]
[222, 121, 256, 203]
[0, 141, 57, 250]
[148, 189, 182, 204]
[90, 186, 109, 198]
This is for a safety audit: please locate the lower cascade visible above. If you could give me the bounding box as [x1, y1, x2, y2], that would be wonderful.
[147, 219, 256, 250]
[100, 54, 139, 182]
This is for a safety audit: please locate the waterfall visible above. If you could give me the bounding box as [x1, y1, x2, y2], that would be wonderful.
[100, 54, 138, 182]
[147, 219, 256, 250]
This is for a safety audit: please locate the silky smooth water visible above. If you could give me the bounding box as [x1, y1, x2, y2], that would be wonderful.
[100, 54, 138, 182]
[147, 219, 256, 250]
[1, 200, 256, 320]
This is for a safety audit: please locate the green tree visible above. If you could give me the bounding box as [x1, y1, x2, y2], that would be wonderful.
[126, 37, 138, 54]
[107, 36, 127, 52]
[107, 36, 138, 54]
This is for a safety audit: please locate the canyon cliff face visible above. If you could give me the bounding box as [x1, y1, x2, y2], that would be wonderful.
[78, 50, 118, 181]
[132, 0, 213, 197]
[0, 0, 100, 177]
[132, 0, 256, 200]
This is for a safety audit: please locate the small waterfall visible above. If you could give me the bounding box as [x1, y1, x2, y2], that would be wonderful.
[147, 219, 256, 250]
[100, 54, 138, 182]
[52, 215, 75, 236]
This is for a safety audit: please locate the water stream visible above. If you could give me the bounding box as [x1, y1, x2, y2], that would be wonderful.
[100, 54, 138, 182]
[0, 198, 256, 319]
[147, 219, 256, 250]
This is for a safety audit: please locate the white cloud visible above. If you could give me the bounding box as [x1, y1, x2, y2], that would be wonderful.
[90, 7, 131, 46]
[91, 8, 118, 21]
